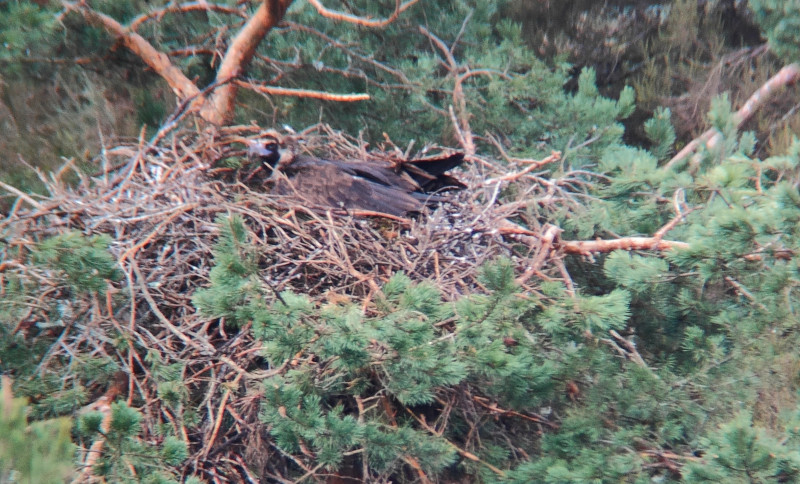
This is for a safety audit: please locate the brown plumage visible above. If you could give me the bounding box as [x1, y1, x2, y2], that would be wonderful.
[247, 133, 465, 216]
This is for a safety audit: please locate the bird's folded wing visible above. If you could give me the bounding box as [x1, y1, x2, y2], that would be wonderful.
[273, 162, 421, 216]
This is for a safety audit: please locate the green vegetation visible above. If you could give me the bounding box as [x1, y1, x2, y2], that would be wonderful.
[2, 0, 800, 482]
[0, 378, 74, 483]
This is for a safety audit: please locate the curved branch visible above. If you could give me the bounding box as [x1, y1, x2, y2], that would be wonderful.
[418, 25, 457, 70]
[307, 0, 421, 28]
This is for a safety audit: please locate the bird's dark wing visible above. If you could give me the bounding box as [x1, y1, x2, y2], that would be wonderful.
[327, 159, 419, 192]
[273, 162, 422, 216]
[400, 153, 466, 192]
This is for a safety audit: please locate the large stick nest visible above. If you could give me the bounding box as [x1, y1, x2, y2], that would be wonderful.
[1, 123, 577, 481]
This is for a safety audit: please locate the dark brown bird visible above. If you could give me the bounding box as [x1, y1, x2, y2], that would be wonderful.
[247, 133, 465, 216]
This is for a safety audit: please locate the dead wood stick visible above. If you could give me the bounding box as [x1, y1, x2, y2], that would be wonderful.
[201, 370, 244, 460]
[516, 225, 561, 284]
[117, 203, 199, 264]
[487, 151, 562, 184]
[0, 181, 42, 209]
[666, 62, 800, 169]
[406, 407, 506, 477]
[73, 389, 120, 484]
[561, 237, 689, 255]
[236, 80, 369, 102]
[130, 261, 212, 354]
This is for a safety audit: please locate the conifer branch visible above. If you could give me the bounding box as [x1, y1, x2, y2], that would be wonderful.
[608, 330, 648, 368]
[724, 276, 768, 311]
[418, 25, 457, 70]
[307, 0, 421, 28]
[516, 225, 562, 284]
[472, 395, 559, 429]
[419, 24, 478, 156]
[401, 456, 433, 484]
[283, 21, 412, 83]
[61, 0, 296, 124]
[561, 208, 691, 255]
[666, 62, 800, 169]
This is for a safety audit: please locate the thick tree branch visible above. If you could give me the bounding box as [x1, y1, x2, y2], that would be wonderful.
[200, 0, 294, 124]
[666, 62, 800, 169]
[61, 1, 201, 101]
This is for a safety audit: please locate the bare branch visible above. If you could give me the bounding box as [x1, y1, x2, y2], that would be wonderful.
[561, 205, 692, 255]
[487, 151, 562, 184]
[236, 79, 369, 102]
[0, 181, 42, 209]
[516, 225, 562, 284]
[666, 62, 800, 169]
[418, 25, 457, 70]
[724, 276, 768, 311]
[418, 24, 506, 158]
[562, 236, 689, 255]
[307, 0, 421, 28]
[608, 330, 648, 368]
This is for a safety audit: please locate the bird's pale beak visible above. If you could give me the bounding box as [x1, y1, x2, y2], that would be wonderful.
[247, 140, 276, 160]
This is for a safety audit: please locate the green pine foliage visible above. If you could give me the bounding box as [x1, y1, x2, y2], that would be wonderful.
[0, 379, 74, 483]
[196, 216, 746, 481]
[644, 107, 677, 161]
[241, 0, 635, 167]
[8, 1, 800, 481]
[1, 231, 122, 418]
[77, 401, 190, 483]
[750, 0, 800, 61]
[193, 214, 262, 328]
[31, 231, 122, 296]
[685, 412, 800, 482]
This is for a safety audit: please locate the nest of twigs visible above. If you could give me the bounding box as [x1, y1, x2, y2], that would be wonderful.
[1, 122, 571, 481]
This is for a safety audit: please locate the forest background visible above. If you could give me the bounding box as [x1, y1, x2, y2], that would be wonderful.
[3, 0, 800, 482]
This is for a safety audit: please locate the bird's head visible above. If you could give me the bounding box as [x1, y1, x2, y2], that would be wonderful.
[247, 130, 296, 175]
